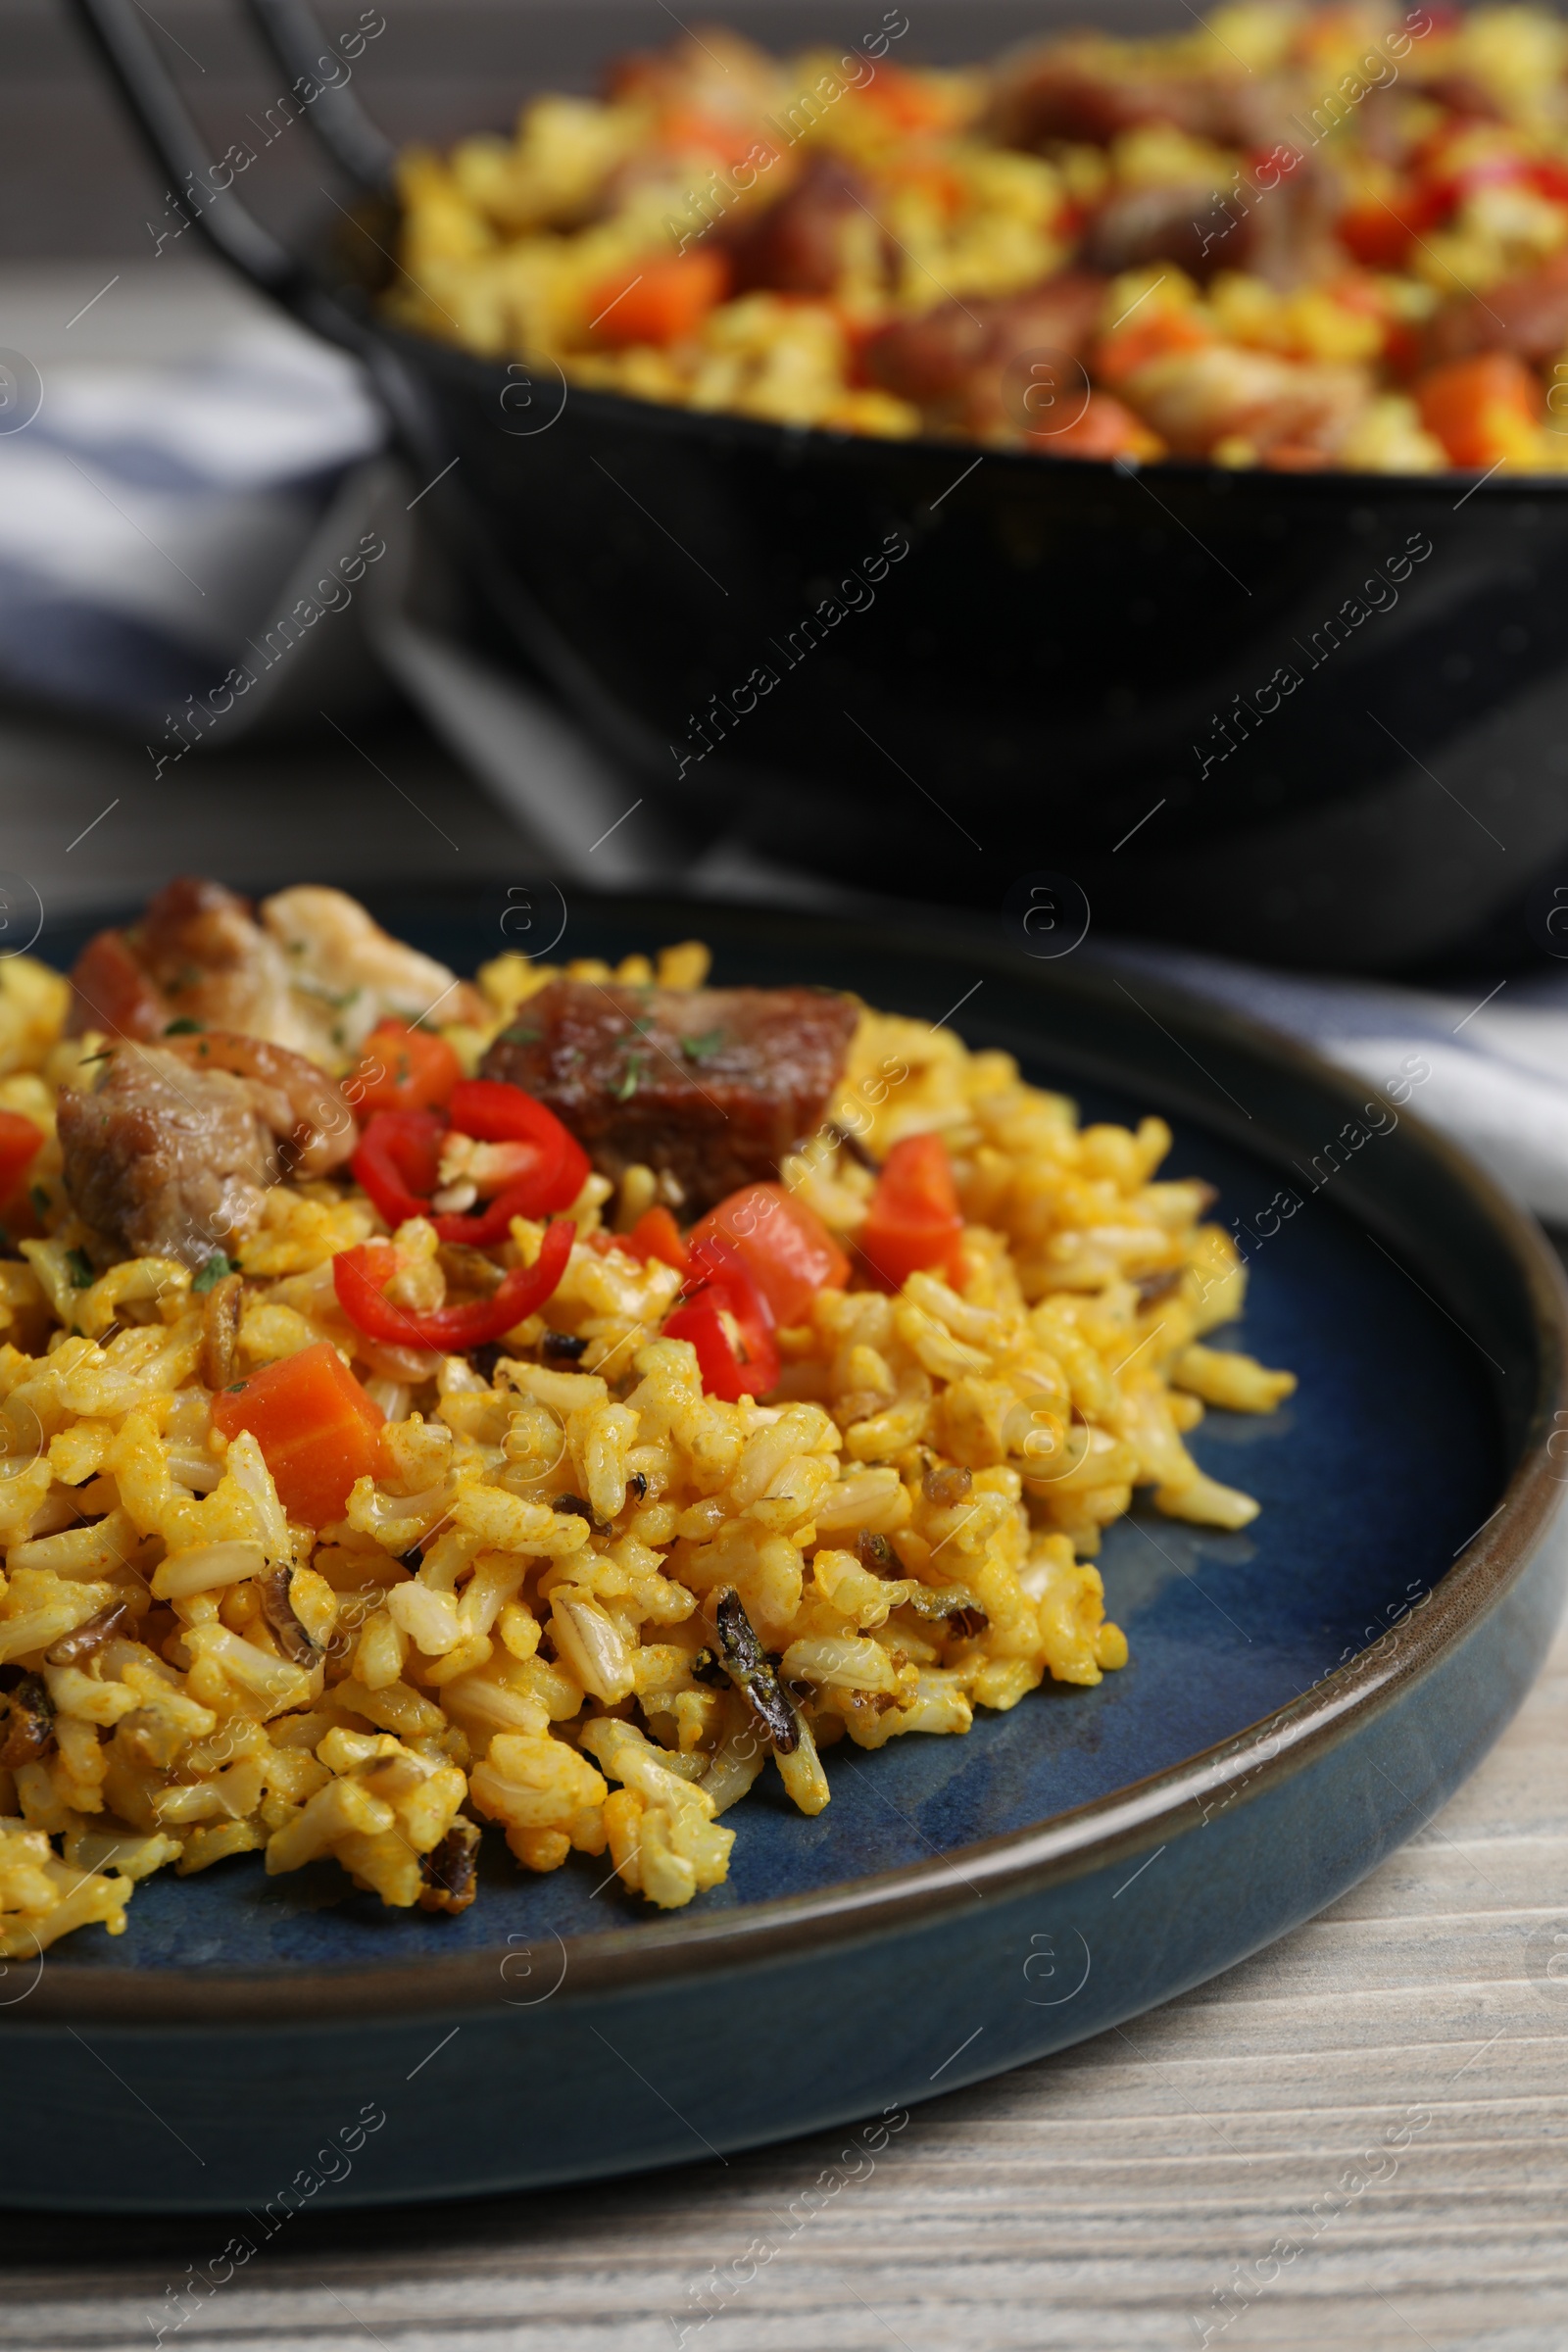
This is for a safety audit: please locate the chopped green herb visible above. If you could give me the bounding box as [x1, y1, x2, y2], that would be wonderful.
[630, 1017, 654, 1036]
[29, 1184, 49, 1218]
[163, 1017, 203, 1036]
[681, 1029, 726, 1064]
[612, 1054, 646, 1102]
[169, 965, 203, 994]
[78, 1048, 115, 1066]
[500, 1025, 542, 1046]
[192, 1252, 234, 1294]
[66, 1248, 95, 1289]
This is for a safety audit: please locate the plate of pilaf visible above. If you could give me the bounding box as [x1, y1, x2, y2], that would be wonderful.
[0, 885, 1561, 2212]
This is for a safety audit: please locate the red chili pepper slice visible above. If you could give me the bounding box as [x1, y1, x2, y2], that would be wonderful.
[350, 1089, 591, 1247]
[431, 1084, 590, 1245]
[332, 1218, 575, 1352]
[351, 1109, 447, 1231]
[663, 1235, 780, 1401]
[446, 1080, 584, 1156]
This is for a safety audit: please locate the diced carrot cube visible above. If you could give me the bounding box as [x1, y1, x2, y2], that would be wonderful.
[586, 251, 729, 348]
[211, 1340, 385, 1529]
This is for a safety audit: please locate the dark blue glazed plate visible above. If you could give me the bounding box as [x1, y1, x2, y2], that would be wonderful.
[6, 890, 1564, 2213]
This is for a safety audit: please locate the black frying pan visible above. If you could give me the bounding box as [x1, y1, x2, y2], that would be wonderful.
[66, 0, 1568, 969]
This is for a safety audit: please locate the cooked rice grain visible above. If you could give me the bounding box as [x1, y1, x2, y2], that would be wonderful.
[0, 943, 1295, 1953]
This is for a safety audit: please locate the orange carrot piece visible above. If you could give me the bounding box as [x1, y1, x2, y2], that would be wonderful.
[1416, 351, 1540, 467]
[1094, 309, 1210, 390]
[211, 1341, 385, 1529]
[587, 251, 730, 348]
[1038, 391, 1159, 461]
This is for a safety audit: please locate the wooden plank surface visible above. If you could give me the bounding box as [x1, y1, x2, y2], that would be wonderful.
[5, 1588, 1566, 2352]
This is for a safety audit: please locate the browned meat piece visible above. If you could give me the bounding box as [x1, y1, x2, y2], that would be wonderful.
[479, 979, 858, 1215]
[68, 924, 171, 1043]
[58, 1032, 353, 1270]
[1121, 343, 1368, 460]
[161, 1032, 354, 1179]
[985, 39, 1274, 152]
[1412, 70, 1504, 121]
[1424, 247, 1568, 368]
[865, 272, 1106, 434]
[1087, 153, 1341, 289]
[67, 877, 485, 1069]
[1083, 181, 1232, 281]
[68, 877, 279, 1042]
[724, 152, 890, 297]
[59, 1046, 280, 1272]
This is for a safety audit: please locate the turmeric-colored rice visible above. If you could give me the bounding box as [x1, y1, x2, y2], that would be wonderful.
[0, 931, 1293, 1954]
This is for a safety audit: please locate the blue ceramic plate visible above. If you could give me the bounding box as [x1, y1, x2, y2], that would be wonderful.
[6, 891, 1564, 2213]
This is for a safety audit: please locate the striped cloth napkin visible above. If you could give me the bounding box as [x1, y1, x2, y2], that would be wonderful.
[1111, 940, 1568, 1226]
[0, 321, 386, 742]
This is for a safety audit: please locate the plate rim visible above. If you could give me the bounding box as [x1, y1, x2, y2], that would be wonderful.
[15, 893, 1567, 2026]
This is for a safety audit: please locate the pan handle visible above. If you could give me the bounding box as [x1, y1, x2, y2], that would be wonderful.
[241, 0, 396, 197]
[67, 0, 301, 303]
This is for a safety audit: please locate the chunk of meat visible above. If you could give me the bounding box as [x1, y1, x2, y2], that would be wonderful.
[260, 887, 486, 1049]
[58, 1032, 354, 1269]
[723, 151, 891, 297]
[58, 1045, 280, 1271]
[67, 878, 484, 1072]
[1082, 167, 1339, 290]
[479, 980, 858, 1215]
[1411, 69, 1505, 122]
[865, 271, 1106, 435]
[1082, 180, 1228, 281]
[1119, 344, 1370, 460]
[68, 877, 283, 1044]
[161, 1032, 355, 1179]
[985, 39, 1280, 153]
[1423, 247, 1568, 369]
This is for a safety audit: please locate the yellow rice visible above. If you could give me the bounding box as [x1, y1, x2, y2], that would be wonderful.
[0, 933, 1294, 1951]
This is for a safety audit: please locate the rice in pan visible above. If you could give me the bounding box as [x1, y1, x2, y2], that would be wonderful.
[0, 883, 1293, 1955]
[389, 3, 1568, 473]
